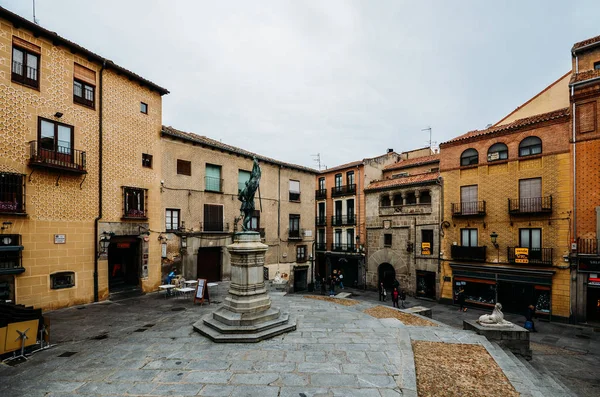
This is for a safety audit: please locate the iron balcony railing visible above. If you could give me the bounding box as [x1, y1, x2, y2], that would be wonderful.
[451, 201, 486, 217]
[0, 172, 26, 215]
[288, 229, 302, 239]
[12, 61, 38, 88]
[205, 176, 223, 192]
[331, 184, 356, 197]
[508, 196, 552, 215]
[315, 242, 327, 251]
[576, 238, 600, 255]
[29, 141, 87, 173]
[331, 214, 356, 226]
[331, 243, 356, 252]
[315, 188, 327, 200]
[289, 192, 301, 202]
[201, 222, 230, 233]
[451, 245, 487, 262]
[507, 247, 553, 266]
[315, 216, 327, 226]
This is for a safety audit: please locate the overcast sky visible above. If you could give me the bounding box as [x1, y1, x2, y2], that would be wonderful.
[3, 1, 599, 169]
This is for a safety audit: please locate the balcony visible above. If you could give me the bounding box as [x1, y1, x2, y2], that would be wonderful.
[205, 176, 223, 193]
[331, 184, 356, 197]
[0, 234, 25, 275]
[201, 222, 230, 233]
[577, 238, 600, 255]
[288, 229, 302, 240]
[0, 172, 26, 215]
[451, 245, 487, 262]
[331, 243, 356, 253]
[507, 247, 553, 266]
[315, 216, 327, 226]
[508, 196, 552, 215]
[29, 141, 87, 174]
[379, 203, 432, 216]
[289, 192, 301, 202]
[315, 242, 327, 251]
[315, 188, 327, 200]
[331, 214, 356, 226]
[451, 201, 486, 217]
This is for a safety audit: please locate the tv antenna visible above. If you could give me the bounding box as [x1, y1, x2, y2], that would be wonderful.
[33, 0, 40, 24]
[311, 153, 326, 170]
[421, 126, 437, 151]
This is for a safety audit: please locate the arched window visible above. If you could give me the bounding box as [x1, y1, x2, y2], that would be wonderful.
[460, 149, 478, 166]
[406, 192, 417, 205]
[381, 195, 391, 207]
[519, 136, 542, 157]
[393, 193, 403, 205]
[487, 143, 508, 162]
[420, 191, 432, 204]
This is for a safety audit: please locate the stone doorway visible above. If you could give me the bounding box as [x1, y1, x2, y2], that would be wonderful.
[197, 247, 221, 282]
[378, 263, 396, 290]
[108, 236, 141, 292]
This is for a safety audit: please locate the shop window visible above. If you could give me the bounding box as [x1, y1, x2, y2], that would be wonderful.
[384, 234, 392, 247]
[455, 278, 496, 306]
[519, 136, 542, 157]
[487, 143, 508, 162]
[460, 148, 478, 166]
[177, 159, 191, 176]
[142, 153, 152, 168]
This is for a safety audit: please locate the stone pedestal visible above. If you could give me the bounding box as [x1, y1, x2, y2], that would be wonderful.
[463, 319, 532, 360]
[194, 232, 296, 342]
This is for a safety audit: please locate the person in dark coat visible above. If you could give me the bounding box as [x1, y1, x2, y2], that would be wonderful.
[329, 276, 336, 296]
[320, 277, 327, 295]
[457, 288, 466, 312]
[392, 287, 399, 308]
[379, 282, 386, 302]
[400, 289, 407, 308]
[525, 304, 537, 332]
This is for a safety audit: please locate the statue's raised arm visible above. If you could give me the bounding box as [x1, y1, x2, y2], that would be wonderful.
[238, 157, 261, 231]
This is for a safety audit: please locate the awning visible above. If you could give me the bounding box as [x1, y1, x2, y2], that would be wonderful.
[450, 263, 555, 286]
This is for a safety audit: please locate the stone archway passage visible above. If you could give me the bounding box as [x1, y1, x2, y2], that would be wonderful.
[378, 263, 396, 290]
[368, 248, 409, 289]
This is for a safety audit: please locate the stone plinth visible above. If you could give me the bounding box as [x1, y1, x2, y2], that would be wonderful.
[194, 232, 296, 342]
[403, 306, 432, 318]
[463, 319, 531, 360]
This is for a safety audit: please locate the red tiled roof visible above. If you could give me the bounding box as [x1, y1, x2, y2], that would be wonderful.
[384, 154, 440, 171]
[365, 172, 439, 191]
[319, 160, 363, 174]
[572, 34, 600, 51]
[570, 69, 600, 85]
[0, 6, 169, 95]
[440, 108, 570, 147]
[161, 126, 318, 174]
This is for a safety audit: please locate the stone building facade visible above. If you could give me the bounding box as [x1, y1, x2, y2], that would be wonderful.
[439, 110, 572, 322]
[0, 7, 168, 309]
[160, 127, 317, 292]
[364, 150, 441, 297]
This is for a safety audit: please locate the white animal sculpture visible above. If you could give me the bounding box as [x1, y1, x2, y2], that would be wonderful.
[273, 271, 282, 284]
[477, 303, 512, 325]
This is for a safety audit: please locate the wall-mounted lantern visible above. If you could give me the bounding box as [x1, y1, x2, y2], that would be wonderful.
[99, 231, 112, 257]
[490, 232, 499, 248]
[181, 235, 187, 249]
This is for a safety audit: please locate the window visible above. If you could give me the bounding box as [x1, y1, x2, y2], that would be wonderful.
[460, 148, 478, 166]
[519, 178, 542, 212]
[0, 173, 25, 214]
[142, 153, 153, 168]
[203, 204, 224, 232]
[38, 118, 74, 162]
[123, 187, 147, 218]
[595, 61, 600, 70]
[381, 195, 391, 207]
[487, 143, 508, 162]
[317, 229, 326, 249]
[238, 170, 251, 193]
[140, 102, 148, 114]
[12, 42, 40, 89]
[249, 210, 260, 231]
[205, 164, 222, 192]
[296, 245, 307, 262]
[420, 191, 432, 204]
[406, 192, 417, 205]
[317, 202, 326, 223]
[289, 180, 301, 201]
[334, 201, 343, 224]
[347, 199, 355, 222]
[334, 229, 342, 249]
[421, 229, 434, 253]
[384, 234, 392, 247]
[335, 173, 342, 187]
[519, 136, 542, 157]
[520, 228, 541, 249]
[393, 172, 409, 178]
[73, 80, 95, 108]
[177, 159, 192, 176]
[461, 229, 478, 247]
[165, 209, 180, 231]
[347, 228, 355, 250]
[347, 171, 355, 187]
[318, 177, 325, 190]
[460, 185, 478, 215]
[289, 214, 300, 238]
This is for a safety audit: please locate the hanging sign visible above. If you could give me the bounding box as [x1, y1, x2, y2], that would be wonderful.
[515, 247, 529, 264]
[421, 242, 431, 255]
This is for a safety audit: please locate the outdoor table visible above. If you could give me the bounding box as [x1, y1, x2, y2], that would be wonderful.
[158, 284, 176, 298]
[184, 280, 198, 286]
[175, 287, 195, 299]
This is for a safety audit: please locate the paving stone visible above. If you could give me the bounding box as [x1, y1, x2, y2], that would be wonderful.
[230, 385, 280, 397]
[184, 370, 233, 384]
[127, 382, 157, 395]
[229, 372, 280, 385]
[198, 384, 236, 396]
[75, 381, 133, 394]
[154, 369, 189, 382]
[279, 386, 332, 397]
[298, 362, 342, 374]
[151, 382, 204, 395]
[184, 359, 230, 371]
[342, 364, 388, 375]
[252, 361, 296, 372]
[357, 374, 397, 388]
[105, 369, 160, 382]
[310, 374, 358, 387]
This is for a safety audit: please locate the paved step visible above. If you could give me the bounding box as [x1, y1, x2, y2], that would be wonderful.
[486, 342, 540, 396]
[517, 356, 574, 396]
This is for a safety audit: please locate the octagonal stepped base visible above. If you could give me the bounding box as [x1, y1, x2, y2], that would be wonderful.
[212, 306, 281, 326]
[194, 312, 296, 343]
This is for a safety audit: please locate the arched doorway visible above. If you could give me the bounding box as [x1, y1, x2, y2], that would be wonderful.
[378, 263, 396, 290]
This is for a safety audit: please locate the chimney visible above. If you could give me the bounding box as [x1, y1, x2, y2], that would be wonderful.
[387, 148, 393, 153]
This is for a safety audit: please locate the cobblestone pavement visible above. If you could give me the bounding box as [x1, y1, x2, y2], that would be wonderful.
[0, 283, 597, 396]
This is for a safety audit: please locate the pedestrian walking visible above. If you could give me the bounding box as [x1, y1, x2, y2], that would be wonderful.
[329, 276, 336, 297]
[379, 282, 386, 302]
[392, 287, 399, 308]
[524, 304, 537, 332]
[338, 271, 344, 289]
[320, 277, 326, 295]
[400, 289, 407, 308]
[457, 287, 466, 312]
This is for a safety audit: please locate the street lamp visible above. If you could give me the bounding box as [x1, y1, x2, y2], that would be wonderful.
[99, 231, 111, 257]
[490, 232, 499, 263]
[181, 235, 187, 249]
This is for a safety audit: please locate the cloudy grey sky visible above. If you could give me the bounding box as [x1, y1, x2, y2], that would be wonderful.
[3, 1, 599, 169]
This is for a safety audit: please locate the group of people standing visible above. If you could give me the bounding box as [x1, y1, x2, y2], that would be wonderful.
[379, 279, 407, 308]
[319, 269, 345, 297]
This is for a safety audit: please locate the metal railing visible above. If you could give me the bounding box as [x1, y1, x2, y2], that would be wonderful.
[289, 192, 301, 202]
[315, 188, 327, 200]
[508, 196, 552, 215]
[331, 184, 356, 197]
[315, 216, 327, 226]
[331, 243, 356, 252]
[507, 247, 553, 266]
[288, 229, 302, 239]
[331, 214, 356, 226]
[12, 61, 38, 88]
[29, 141, 87, 173]
[451, 245, 487, 262]
[205, 176, 223, 192]
[315, 242, 327, 251]
[201, 222, 230, 233]
[577, 238, 600, 255]
[451, 201, 486, 216]
[0, 173, 26, 214]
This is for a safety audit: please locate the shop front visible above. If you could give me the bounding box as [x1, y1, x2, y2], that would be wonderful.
[577, 257, 600, 324]
[450, 263, 554, 318]
[416, 270, 436, 299]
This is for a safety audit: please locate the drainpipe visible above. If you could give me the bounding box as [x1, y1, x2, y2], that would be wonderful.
[277, 165, 281, 263]
[571, 84, 577, 321]
[93, 60, 106, 302]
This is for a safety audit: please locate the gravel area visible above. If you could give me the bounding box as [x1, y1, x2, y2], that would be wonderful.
[531, 341, 587, 355]
[363, 305, 438, 327]
[412, 341, 519, 397]
[304, 295, 359, 306]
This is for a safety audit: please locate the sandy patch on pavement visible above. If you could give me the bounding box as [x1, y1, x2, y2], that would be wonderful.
[304, 295, 359, 306]
[363, 305, 438, 327]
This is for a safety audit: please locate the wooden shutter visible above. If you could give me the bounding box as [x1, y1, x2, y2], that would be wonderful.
[461, 185, 478, 214]
[74, 63, 96, 86]
[203, 204, 223, 231]
[520, 178, 541, 211]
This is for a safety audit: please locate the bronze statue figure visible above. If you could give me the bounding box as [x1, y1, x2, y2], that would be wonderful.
[238, 157, 261, 231]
